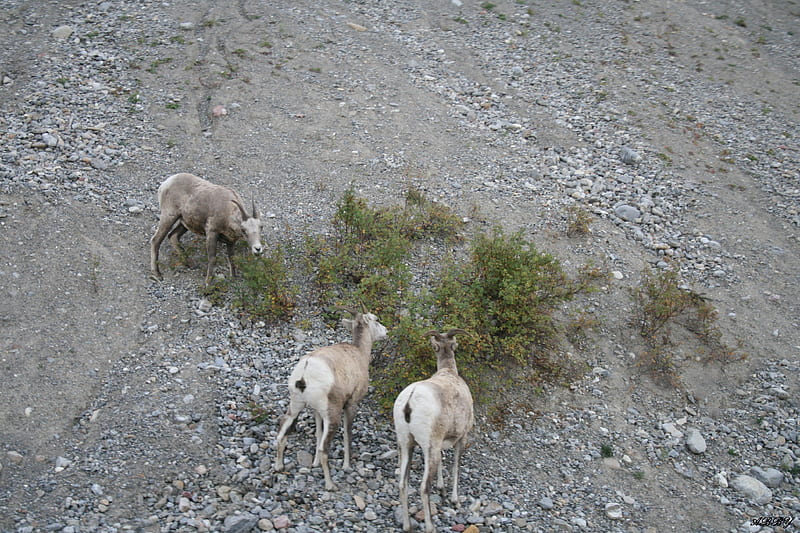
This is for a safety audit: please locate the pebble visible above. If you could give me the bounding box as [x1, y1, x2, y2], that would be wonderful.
[605, 502, 623, 519]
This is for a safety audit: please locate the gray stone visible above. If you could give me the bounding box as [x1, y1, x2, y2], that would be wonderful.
[224, 513, 259, 533]
[620, 146, 641, 164]
[296, 450, 314, 468]
[614, 204, 641, 222]
[538, 496, 554, 510]
[685, 428, 707, 454]
[732, 475, 772, 505]
[749, 466, 784, 488]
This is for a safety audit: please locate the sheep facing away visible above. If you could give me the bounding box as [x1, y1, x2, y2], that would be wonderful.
[393, 329, 474, 533]
[149, 173, 263, 286]
[274, 308, 388, 490]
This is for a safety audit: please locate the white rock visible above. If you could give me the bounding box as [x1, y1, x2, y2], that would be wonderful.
[605, 502, 623, 519]
[52, 25, 74, 39]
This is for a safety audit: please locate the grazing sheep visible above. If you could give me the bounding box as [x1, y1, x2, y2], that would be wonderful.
[393, 329, 474, 533]
[274, 307, 388, 490]
[150, 173, 263, 285]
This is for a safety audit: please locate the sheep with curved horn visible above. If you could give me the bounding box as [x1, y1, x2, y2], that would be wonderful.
[150, 173, 263, 286]
[393, 328, 474, 532]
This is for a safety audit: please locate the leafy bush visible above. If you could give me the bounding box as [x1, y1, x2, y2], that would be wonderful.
[306, 189, 601, 411]
[304, 186, 461, 320]
[375, 228, 596, 409]
[230, 249, 296, 323]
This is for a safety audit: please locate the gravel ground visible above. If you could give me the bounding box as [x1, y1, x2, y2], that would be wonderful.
[1, 1, 799, 532]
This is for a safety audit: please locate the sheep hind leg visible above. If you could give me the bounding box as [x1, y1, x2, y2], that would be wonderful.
[312, 412, 322, 467]
[397, 437, 413, 532]
[150, 214, 180, 280]
[318, 409, 341, 491]
[421, 444, 442, 533]
[273, 397, 304, 473]
[450, 439, 466, 505]
[167, 222, 189, 266]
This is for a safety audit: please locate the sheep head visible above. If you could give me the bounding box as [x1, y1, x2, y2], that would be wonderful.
[233, 199, 263, 255]
[427, 329, 468, 371]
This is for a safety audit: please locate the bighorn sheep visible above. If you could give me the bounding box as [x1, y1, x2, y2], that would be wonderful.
[393, 329, 474, 533]
[274, 307, 388, 490]
[149, 173, 263, 286]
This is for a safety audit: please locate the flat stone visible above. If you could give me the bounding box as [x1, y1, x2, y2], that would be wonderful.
[52, 25, 74, 39]
[615, 204, 641, 222]
[749, 466, 784, 488]
[732, 475, 772, 505]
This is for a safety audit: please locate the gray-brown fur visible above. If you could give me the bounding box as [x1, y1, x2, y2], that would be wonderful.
[149, 173, 263, 286]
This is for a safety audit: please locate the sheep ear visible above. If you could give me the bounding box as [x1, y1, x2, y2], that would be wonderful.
[341, 318, 355, 332]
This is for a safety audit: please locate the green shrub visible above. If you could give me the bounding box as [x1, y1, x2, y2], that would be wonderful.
[305, 186, 461, 319]
[229, 248, 296, 323]
[375, 228, 595, 409]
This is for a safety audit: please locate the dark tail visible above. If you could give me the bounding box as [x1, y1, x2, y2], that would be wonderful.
[403, 389, 414, 423]
[294, 361, 309, 392]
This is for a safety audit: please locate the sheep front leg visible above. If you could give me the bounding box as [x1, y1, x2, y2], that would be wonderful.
[150, 215, 180, 280]
[319, 409, 341, 490]
[342, 402, 358, 471]
[204, 231, 220, 286]
[225, 239, 236, 278]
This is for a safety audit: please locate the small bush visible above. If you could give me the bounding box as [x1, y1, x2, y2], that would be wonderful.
[630, 267, 743, 385]
[566, 205, 592, 236]
[230, 249, 296, 323]
[305, 186, 461, 319]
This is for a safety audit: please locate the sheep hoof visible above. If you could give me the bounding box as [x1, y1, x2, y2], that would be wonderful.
[150, 272, 163, 282]
[324, 481, 338, 491]
[273, 462, 284, 473]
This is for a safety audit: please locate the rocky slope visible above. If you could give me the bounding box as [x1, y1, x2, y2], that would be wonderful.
[1, 1, 798, 532]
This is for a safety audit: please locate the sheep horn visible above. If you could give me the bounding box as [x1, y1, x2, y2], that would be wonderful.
[336, 305, 359, 316]
[425, 330, 443, 341]
[251, 198, 259, 219]
[443, 328, 469, 339]
[231, 199, 250, 220]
